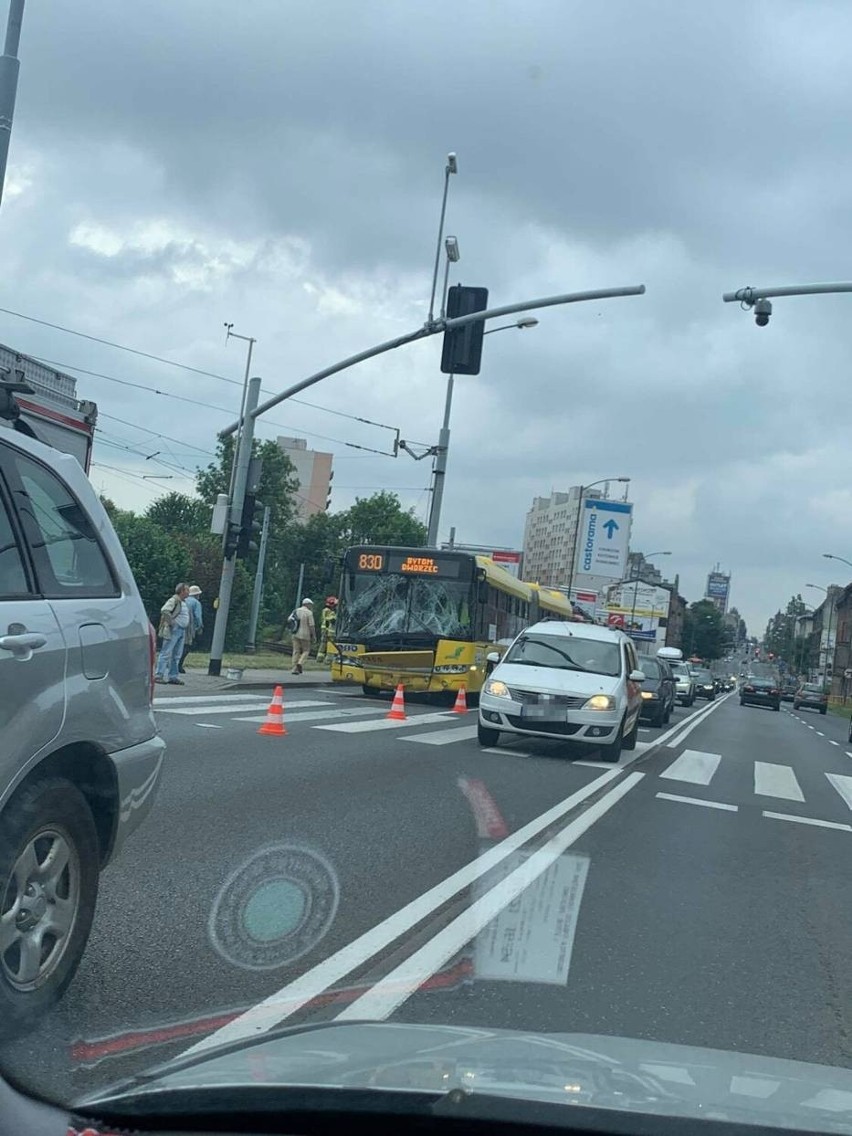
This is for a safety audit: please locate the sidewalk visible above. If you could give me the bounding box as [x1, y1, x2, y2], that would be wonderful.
[155, 666, 334, 696]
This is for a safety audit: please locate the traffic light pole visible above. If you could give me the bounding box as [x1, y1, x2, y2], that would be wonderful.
[208, 375, 261, 675]
[245, 505, 271, 653]
[426, 373, 454, 548]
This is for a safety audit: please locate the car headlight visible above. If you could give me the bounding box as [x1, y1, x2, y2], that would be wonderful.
[584, 694, 615, 711]
[484, 679, 510, 698]
[640, 691, 657, 700]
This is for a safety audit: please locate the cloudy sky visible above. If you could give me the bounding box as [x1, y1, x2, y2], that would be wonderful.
[3, 0, 852, 632]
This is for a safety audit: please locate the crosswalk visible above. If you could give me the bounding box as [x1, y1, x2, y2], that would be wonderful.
[154, 692, 471, 744]
[655, 747, 852, 818]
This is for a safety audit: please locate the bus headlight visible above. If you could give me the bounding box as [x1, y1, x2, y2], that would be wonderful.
[583, 694, 615, 711]
[484, 680, 510, 698]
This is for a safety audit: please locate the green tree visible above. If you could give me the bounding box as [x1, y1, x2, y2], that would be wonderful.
[683, 599, 726, 661]
[145, 491, 211, 537]
[339, 491, 427, 547]
[111, 511, 192, 626]
[764, 594, 807, 668]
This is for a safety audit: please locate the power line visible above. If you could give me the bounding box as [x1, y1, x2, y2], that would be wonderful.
[34, 354, 397, 456]
[0, 303, 398, 431]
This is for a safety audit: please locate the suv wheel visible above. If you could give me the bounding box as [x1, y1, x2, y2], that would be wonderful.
[0, 779, 99, 1038]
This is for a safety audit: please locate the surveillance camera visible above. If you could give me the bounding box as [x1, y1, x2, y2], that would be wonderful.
[754, 297, 772, 327]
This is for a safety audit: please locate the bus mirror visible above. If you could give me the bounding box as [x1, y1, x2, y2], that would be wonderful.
[478, 580, 489, 603]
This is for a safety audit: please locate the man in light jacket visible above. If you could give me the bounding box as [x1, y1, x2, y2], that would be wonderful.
[179, 585, 204, 673]
[291, 597, 316, 675]
[155, 582, 190, 685]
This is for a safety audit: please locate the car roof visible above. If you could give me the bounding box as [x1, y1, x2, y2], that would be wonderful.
[523, 620, 627, 644]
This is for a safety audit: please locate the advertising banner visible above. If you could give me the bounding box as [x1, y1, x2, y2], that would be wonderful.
[576, 498, 632, 582]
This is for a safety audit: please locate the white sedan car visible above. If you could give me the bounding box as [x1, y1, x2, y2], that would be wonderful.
[478, 621, 645, 762]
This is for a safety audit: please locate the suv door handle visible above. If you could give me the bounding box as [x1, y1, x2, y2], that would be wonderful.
[0, 632, 48, 654]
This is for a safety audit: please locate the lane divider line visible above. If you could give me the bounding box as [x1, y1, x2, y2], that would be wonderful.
[662, 692, 733, 749]
[181, 766, 624, 1055]
[335, 773, 644, 1022]
[763, 811, 852, 833]
[656, 792, 738, 812]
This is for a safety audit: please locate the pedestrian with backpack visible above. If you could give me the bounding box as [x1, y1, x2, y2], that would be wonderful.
[155, 582, 190, 685]
[290, 597, 315, 675]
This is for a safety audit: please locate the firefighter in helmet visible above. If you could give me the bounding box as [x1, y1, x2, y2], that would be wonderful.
[316, 595, 338, 662]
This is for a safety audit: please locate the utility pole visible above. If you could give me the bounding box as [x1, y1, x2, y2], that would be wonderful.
[208, 376, 261, 675]
[245, 505, 271, 653]
[0, 0, 25, 208]
[223, 326, 256, 502]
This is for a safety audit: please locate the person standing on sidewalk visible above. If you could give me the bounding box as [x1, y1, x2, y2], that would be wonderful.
[179, 585, 204, 673]
[291, 597, 316, 675]
[156, 583, 190, 685]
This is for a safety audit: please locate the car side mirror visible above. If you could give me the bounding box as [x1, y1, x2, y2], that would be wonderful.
[486, 652, 500, 664]
[629, 669, 645, 683]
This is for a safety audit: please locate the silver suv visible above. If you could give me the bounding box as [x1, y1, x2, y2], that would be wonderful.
[0, 427, 165, 1034]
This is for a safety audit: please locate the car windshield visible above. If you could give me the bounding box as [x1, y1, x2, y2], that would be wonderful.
[6, 3, 852, 1132]
[503, 633, 621, 676]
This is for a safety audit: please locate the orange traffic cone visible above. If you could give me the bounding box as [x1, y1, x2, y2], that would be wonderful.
[386, 683, 407, 721]
[258, 685, 287, 736]
[452, 685, 468, 714]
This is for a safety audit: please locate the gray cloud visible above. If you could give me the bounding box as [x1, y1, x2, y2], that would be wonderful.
[5, 0, 852, 631]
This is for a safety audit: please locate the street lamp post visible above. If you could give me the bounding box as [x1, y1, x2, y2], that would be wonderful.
[823, 553, 852, 570]
[0, 0, 25, 210]
[425, 315, 538, 548]
[564, 477, 631, 600]
[427, 153, 458, 326]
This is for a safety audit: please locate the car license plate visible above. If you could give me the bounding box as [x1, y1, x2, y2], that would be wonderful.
[521, 703, 563, 721]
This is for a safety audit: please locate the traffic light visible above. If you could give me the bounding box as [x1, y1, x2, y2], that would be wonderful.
[236, 494, 262, 559]
[441, 285, 488, 375]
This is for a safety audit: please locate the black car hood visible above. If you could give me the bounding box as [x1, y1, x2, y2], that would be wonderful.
[80, 1022, 852, 1132]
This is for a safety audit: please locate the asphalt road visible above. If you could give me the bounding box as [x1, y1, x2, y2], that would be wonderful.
[4, 683, 852, 1102]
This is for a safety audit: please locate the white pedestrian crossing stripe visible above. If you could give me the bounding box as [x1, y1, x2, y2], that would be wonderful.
[753, 761, 804, 802]
[403, 724, 478, 745]
[826, 773, 852, 811]
[659, 749, 721, 786]
[236, 707, 389, 725]
[315, 710, 459, 734]
[157, 698, 332, 716]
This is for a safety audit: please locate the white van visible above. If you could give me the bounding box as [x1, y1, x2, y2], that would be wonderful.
[478, 621, 645, 761]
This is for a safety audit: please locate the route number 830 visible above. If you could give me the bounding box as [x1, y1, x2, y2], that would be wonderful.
[358, 553, 383, 570]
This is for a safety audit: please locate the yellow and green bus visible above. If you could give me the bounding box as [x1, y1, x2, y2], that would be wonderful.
[329, 545, 575, 696]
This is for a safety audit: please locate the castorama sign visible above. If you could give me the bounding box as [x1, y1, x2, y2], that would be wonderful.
[578, 498, 632, 581]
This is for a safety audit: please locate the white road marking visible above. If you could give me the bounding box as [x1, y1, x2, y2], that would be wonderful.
[659, 749, 721, 786]
[315, 710, 459, 733]
[180, 766, 625, 1055]
[763, 811, 852, 833]
[846, 752, 852, 759]
[826, 773, 852, 811]
[403, 725, 478, 745]
[662, 693, 731, 748]
[730, 1076, 780, 1099]
[830, 740, 840, 746]
[482, 747, 532, 757]
[158, 702, 278, 716]
[807, 725, 815, 730]
[334, 773, 644, 1022]
[656, 792, 737, 812]
[235, 707, 388, 725]
[816, 731, 825, 737]
[194, 723, 223, 729]
[153, 693, 282, 705]
[754, 762, 804, 802]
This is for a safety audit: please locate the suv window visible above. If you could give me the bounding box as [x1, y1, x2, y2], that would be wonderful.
[0, 486, 29, 598]
[9, 451, 118, 598]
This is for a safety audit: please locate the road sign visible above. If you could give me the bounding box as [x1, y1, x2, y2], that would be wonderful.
[577, 498, 632, 581]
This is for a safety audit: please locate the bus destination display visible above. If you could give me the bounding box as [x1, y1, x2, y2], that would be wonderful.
[387, 553, 462, 578]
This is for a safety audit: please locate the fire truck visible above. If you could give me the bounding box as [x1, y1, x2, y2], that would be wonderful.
[0, 343, 97, 472]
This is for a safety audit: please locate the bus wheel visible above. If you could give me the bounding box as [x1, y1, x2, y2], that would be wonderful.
[477, 721, 500, 747]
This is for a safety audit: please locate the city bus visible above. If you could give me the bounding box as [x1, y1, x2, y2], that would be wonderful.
[329, 545, 575, 696]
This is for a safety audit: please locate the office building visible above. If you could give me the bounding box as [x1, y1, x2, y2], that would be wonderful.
[522, 486, 605, 587]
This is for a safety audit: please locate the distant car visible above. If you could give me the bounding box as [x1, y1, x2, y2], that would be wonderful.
[478, 621, 645, 762]
[637, 655, 675, 727]
[669, 662, 695, 706]
[740, 675, 781, 711]
[793, 683, 828, 715]
[692, 668, 716, 701]
[0, 426, 165, 1035]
